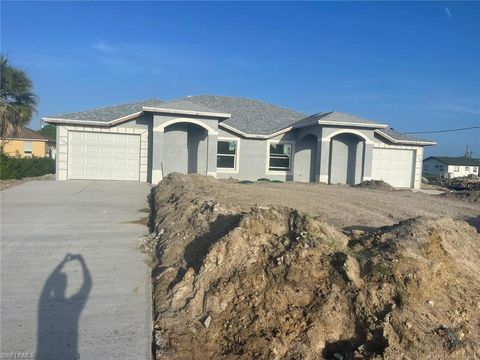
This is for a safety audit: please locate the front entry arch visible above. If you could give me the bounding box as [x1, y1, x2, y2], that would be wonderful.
[329, 133, 365, 185]
[163, 123, 208, 176]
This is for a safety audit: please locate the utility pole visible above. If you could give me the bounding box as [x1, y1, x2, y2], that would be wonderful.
[464, 145, 469, 157]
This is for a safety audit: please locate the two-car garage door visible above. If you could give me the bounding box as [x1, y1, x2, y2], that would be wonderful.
[371, 148, 415, 188]
[68, 132, 140, 181]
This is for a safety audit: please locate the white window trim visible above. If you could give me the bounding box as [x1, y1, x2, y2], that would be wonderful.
[217, 137, 240, 173]
[266, 140, 294, 175]
[24, 141, 33, 156]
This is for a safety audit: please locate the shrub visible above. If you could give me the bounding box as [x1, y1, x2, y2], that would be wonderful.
[0, 151, 55, 180]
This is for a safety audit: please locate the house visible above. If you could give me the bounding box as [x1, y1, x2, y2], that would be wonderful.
[1, 127, 49, 158]
[423, 156, 480, 178]
[43, 95, 436, 188]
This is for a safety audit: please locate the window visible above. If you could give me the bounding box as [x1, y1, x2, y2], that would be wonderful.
[453, 166, 459, 172]
[473, 167, 478, 173]
[24, 141, 32, 156]
[465, 166, 470, 171]
[217, 140, 237, 170]
[268, 142, 292, 171]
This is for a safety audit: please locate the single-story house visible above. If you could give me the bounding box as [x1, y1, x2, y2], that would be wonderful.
[1, 127, 49, 158]
[43, 95, 436, 188]
[423, 156, 480, 178]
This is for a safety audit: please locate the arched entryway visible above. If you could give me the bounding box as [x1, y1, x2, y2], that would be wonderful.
[163, 123, 208, 175]
[329, 133, 365, 185]
[295, 134, 318, 182]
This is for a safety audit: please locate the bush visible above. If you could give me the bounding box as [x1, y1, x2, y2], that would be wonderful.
[0, 151, 55, 180]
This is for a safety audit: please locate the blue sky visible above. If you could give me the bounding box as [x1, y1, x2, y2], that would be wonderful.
[1, 1, 479, 156]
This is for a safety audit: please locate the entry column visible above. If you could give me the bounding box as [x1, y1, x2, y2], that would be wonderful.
[318, 139, 330, 183]
[151, 129, 164, 184]
[206, 131, 218, 177]
[362, 142, 373, 181]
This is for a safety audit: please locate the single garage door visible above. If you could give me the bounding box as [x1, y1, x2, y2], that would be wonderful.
[371, 148, 415, 188]
[68, 132, 140, 181]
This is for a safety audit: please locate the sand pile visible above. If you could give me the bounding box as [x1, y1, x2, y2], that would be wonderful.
[147, 174, 480, 360]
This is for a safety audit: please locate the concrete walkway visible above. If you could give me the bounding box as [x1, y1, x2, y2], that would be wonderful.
[1, 181, 152, 360]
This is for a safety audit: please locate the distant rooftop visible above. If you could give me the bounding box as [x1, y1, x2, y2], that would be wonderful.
[4, 127, 48, 141]
[425, 156, 480, 166]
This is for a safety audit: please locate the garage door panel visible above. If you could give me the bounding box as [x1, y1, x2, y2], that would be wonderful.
[68, 132, 140, 181]
[372, 148, 415, 188]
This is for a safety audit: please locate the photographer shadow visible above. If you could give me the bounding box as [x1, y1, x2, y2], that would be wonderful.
[36, 254, 92, 360]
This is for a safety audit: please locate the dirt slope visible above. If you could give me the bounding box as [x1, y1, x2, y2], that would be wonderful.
[147, 174, 480, 360]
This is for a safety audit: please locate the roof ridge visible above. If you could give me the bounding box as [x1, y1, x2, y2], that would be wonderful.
[183, 94, 308, 116]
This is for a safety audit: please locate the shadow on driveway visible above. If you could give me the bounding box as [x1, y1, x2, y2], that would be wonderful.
[36, 254, 92, 360]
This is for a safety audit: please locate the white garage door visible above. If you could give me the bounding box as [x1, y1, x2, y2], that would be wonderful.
[371, 148, 415, 188]
[68, 132, 140, 181]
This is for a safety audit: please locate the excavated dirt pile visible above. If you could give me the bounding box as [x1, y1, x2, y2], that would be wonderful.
[147, 174, 480, 360]
[439, 190, 480, 203]
[354, 180, 395, 191]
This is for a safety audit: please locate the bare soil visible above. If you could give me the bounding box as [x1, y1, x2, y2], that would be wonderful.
[146, 174, 480, 360]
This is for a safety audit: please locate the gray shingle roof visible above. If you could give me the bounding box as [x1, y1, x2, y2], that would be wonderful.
[376, 128, 436, 144]
[181, 95, 307, 135]
[290, 111, 384, 129]
[425, 156, 480, 166]
[47, 99, 164, 122]
[150, 98, 220, 113]
[43, 95, 436, 145]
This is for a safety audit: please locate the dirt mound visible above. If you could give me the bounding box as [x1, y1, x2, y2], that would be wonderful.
[439, 190, 480, 203]
[148, 174, 480, 360]
[354, 180, 395, 191]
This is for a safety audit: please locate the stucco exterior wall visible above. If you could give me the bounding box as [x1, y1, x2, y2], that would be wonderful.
[51, 113, 427, 189]
[3, 139, 47, 157]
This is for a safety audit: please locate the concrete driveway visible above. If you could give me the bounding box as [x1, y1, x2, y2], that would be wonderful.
[1, 181, 152, 359]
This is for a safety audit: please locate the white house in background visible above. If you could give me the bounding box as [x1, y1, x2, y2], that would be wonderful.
[423, 156, 480, 178]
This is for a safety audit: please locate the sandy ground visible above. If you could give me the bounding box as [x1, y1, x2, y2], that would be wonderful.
[193, 178, 479, 231]
[146, 174, 480, 360]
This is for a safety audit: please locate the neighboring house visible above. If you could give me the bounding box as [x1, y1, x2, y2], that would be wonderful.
[43, 95, 436, 188]
[1, 127, 49, 158]
[46, 138, 56, 159]
[423, 156, 480, 179]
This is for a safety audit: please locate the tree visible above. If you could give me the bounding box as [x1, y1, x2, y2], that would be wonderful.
[0, 55, 38, 140]
[38, 124, 56, 141]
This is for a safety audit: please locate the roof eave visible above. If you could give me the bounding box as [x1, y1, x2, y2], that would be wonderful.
[320, 120, 389, 128]
[142, 106, 231, 119]
[375, 129, 437, 146]
[219, 123, 292, 139]
[2, 137, 48, 142]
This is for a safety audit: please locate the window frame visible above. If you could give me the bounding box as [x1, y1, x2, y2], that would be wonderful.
[465, 166, 470, 171]
[24, 141, 33, 156]
[266, 140, 294, 174]
[216, 137, 240, 173]
[453, 166, 459, 172]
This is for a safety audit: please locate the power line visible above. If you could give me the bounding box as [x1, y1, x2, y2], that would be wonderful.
[404, 125, 480, 134]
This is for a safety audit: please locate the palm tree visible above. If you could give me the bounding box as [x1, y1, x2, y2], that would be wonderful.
[0, 55, 38, 140]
